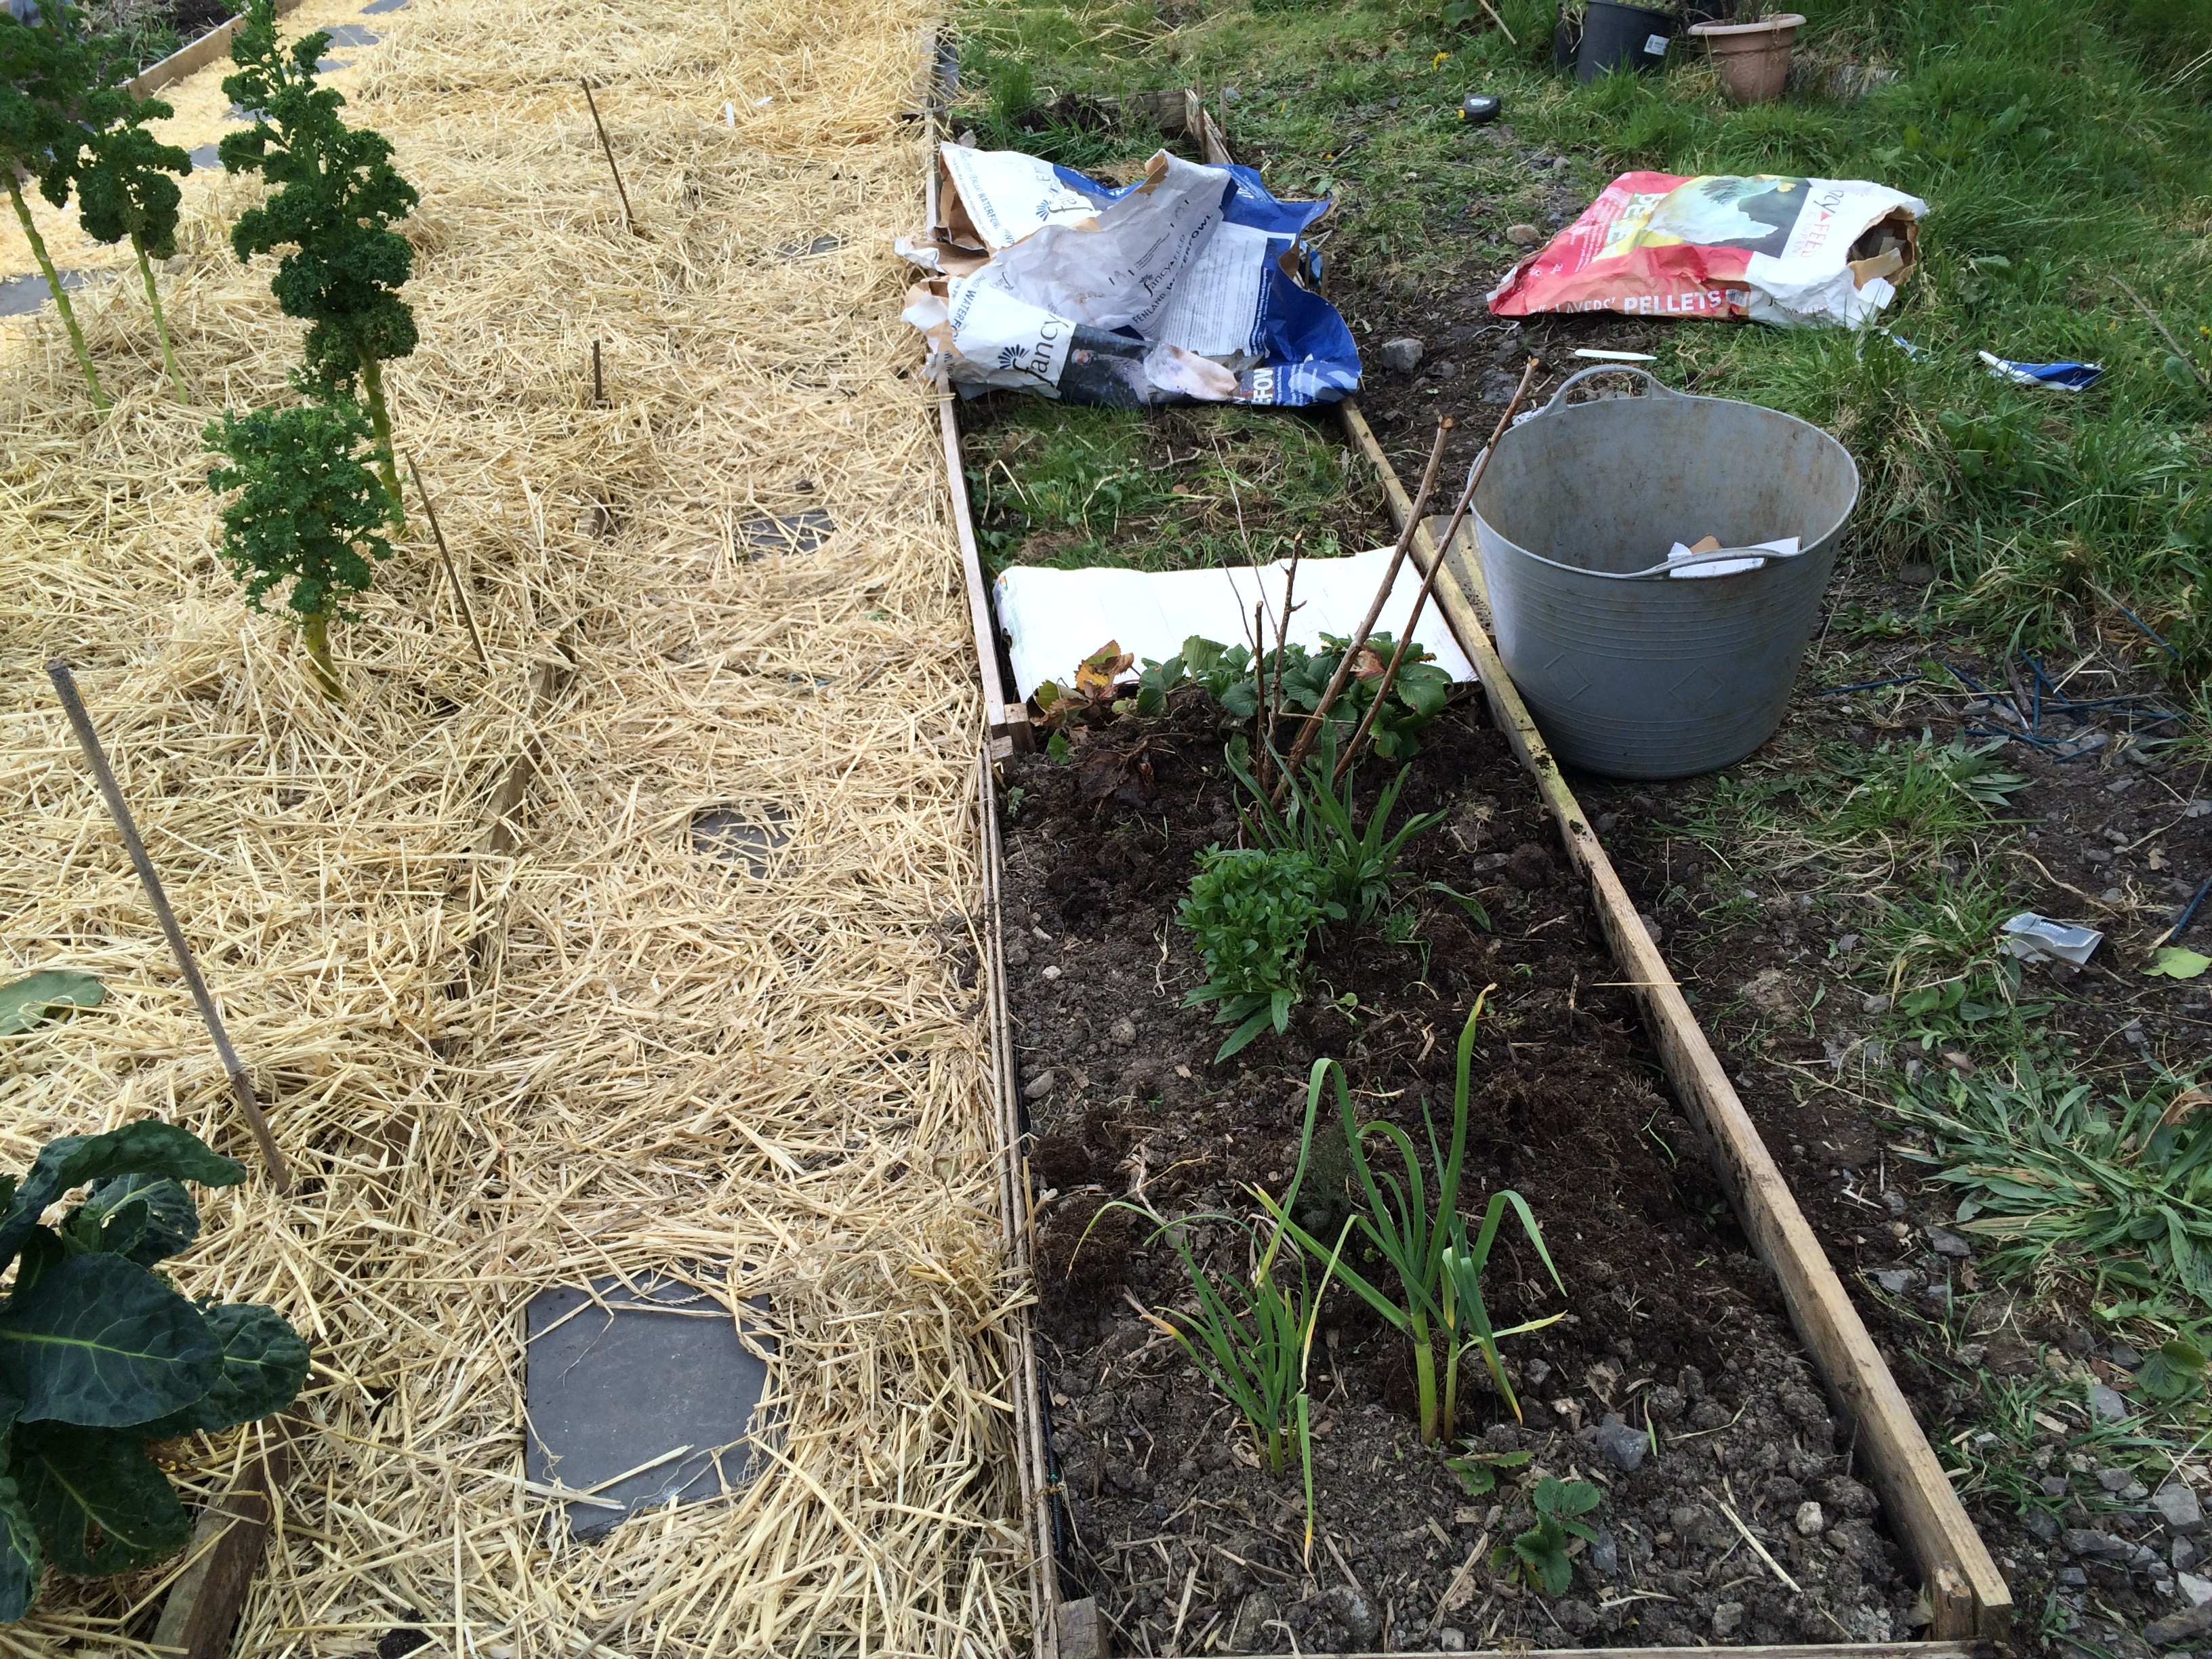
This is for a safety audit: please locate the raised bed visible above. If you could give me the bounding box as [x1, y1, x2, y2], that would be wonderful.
[936, 91, 2011, 1659]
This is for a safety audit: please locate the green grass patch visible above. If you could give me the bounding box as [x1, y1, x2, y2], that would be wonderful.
[965, 403, 1384, 575]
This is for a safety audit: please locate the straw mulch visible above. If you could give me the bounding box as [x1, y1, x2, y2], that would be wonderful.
[0, 0, 1031, 1650]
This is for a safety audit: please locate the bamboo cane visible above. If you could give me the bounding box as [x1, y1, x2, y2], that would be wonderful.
[47, 661, 295, 1195]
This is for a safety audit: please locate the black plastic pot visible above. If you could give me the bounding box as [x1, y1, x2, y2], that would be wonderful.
[1574, 0, 1675, 81]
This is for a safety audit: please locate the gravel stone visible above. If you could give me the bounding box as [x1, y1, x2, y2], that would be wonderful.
[1795, 1501, 1826, 1536]
[2157, 1483, 2207, 1534]
[1376, 337, 1424, 373]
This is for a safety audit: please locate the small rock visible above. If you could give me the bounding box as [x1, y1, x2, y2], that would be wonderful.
[1376, 337, 1425, 374]
[1323, 1584, 1378, 1646]
[2057, 1566, 2089, 1588]
[2091, 1382, 2129, 1422]
[2186, 799, 2212, 820]
[1523, 1357, 1553, 1387]
[1438, 1629, 1468, 1653]
[2067, 1529, 2134, 1561]
[1927, 1227, 1972, 1258]
[1108, 1017, 1136, 1046]
[2108, 1340, 2143, 1370]
[2179, 1538, 2200, 1571]
[1593, 1412, 1647, 1471]
[1713, 1601, 1745, 1639]
[2146, 1605, 2212, 1646]
[1041, 964, 1061, 981]
[1862, 991, 1893, 1015]
[2027, 1513, 2061, 1541]
[1505, 222, 1542, 245]
[1433, 359, 1460, 379]
[1874, 1268, 1919, 1294]
[2101, 1467, 2137, 1492]
[1023, 1069, 1057, 1101]
[2041, 1475, 2070, 1498]
[2156, 1483, 2206, 1534]
[955, 129, 979, 148]
[2181, 1574, 2212, 1608]
[1589, 1528, 1619, 1576]
[1883, 1190, 1906, 1215]
[1795, 1500, 1825, 1537]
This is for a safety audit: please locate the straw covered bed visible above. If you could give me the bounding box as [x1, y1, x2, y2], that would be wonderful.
[0, 0, 1029, 1649]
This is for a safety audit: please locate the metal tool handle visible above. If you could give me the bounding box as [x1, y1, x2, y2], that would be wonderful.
[1534, 363, 1681, 417]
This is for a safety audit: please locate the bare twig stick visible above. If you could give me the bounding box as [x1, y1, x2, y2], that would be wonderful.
[592, 338, 605, 405]
[2112, 276, 2211, 394]
[1273, 417, 1453, 800]
[406, 455, 494, 676]
[1715, 1494, 1804, 1595]
[581, 80, 641, 236]
[46, 661, 293, 1195]
[1479, 0, 1517, 44]
[1265, 536, 1303, 762]
[1334, 361, 1538, 785]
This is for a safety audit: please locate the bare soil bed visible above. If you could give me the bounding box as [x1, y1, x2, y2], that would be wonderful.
[1001, 692, 1921, 1653]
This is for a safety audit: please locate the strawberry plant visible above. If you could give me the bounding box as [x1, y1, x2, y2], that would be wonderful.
[73, 87, 192, 403]
[1500, 1476, 1603, 1596]
[0, 1121, 309, 1621]
[206, 398, 397, 697]
[0, 0, 107, 407]
[220, 0, 418, 515]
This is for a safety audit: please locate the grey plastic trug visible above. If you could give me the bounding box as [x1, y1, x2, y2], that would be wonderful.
[523, 1273, 771, 1541]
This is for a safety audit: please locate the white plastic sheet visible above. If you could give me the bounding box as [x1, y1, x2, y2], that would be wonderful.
[993, 548, 1477, 701]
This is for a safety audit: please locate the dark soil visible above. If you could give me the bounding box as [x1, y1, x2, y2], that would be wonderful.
[1002, 695, 1918, 1653]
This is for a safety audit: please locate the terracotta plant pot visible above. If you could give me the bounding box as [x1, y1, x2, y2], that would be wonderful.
[1688, 12, 1805, 104]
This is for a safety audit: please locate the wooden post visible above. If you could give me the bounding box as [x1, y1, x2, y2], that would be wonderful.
[150, 1414, 301, 1659]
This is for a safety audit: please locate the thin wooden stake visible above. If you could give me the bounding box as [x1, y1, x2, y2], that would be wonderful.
[1334, 359, 1538, 785]
[592, 339, 605, 405]
[405, 454, 494, 675]
[580, 80, 640, 236]
[1272, 417, 1453, 800]
[47, 661, 294, 1196]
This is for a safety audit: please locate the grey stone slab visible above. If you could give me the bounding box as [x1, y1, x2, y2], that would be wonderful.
[691, 804, 790, 876]
[361, 0, 408, 12]
[523, 1272, 771, 1541]
[735, 508, 834, 555]
[226, 103, 269, 121]
[0, 269, 96, 317]
[188, 142, 223, 170]
[323, 22, 380, 42]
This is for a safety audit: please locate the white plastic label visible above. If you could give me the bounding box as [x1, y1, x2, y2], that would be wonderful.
[1644, 33, 1669, 54]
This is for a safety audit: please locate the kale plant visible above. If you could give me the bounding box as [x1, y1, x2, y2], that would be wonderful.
[0, 1122, 309, 1621]
[74, 87, 192, 403]
[207, 398, 397, 697]
[220, 0, 418, 514]
[0, 0, 107, 406]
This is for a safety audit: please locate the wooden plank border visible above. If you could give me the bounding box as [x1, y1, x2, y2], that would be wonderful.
[123, 0, 305, 100]
[1336, 400, 2013, 1641]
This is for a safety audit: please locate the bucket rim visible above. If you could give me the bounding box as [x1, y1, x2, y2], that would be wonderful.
[1477, 373, 1861, 581]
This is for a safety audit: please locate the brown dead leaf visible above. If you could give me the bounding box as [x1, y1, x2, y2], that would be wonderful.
[2160, 1088, 2212, 1130]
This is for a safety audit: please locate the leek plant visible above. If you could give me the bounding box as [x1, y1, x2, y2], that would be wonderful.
[1265, 990, 1563, 1444]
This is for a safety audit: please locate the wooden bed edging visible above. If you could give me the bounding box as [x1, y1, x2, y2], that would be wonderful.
[148, 1412, 300, 1658]
[123, 0, 304, 100]
[1336, 401, 2013, 1641]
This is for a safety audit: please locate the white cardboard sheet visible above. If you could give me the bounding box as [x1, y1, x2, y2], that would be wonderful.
[994, 547, 1478, 701]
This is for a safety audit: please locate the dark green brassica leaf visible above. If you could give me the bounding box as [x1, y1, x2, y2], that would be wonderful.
[63, 1174, 201, 1267]
[0, 1121, 243, 1273]
[0, 1468, 38, 1623]
[136, 1303, 308, 1437]
[0, 1253, 219, 1428]
[16, 1423, 190, 1575]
